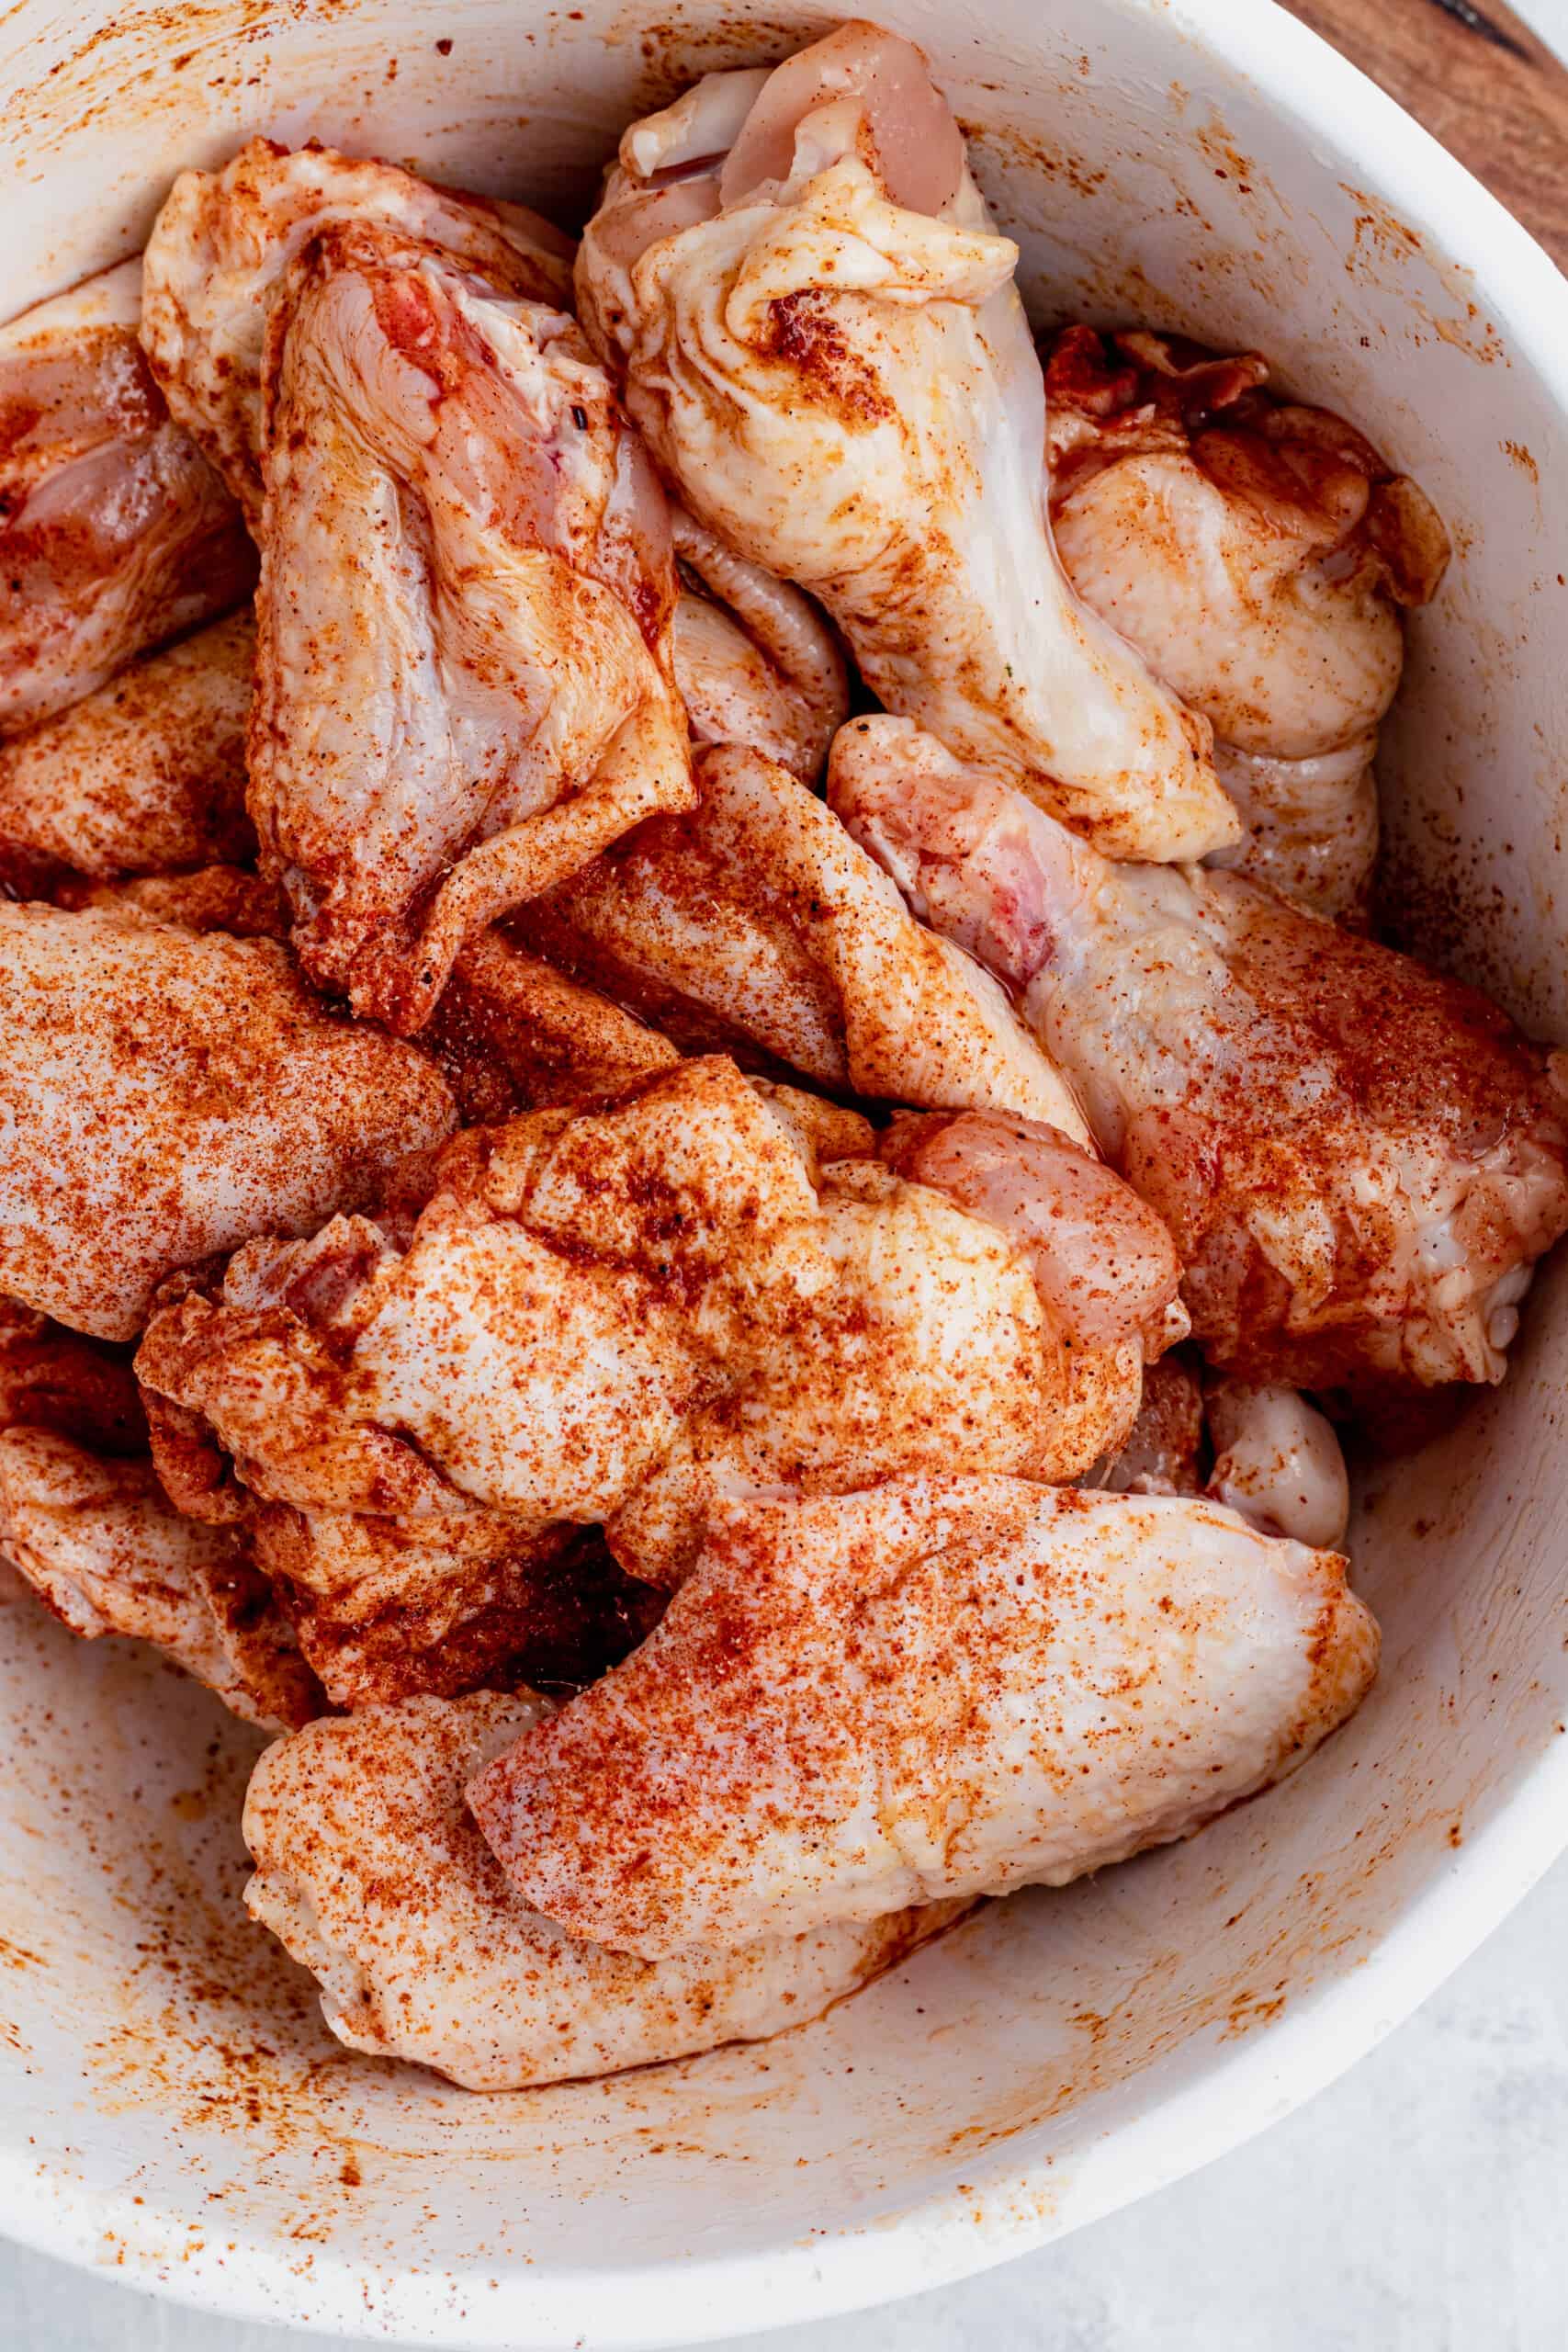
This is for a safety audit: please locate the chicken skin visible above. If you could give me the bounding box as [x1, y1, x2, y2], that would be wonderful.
[516, 743, 1090, 1137]
[832, 717, 1568, 1399]
[469, 1476, 1378, 1954]
[0, 263, 254, 738]
[670, 508, 849, 779]
[1045, 328, 1450, 921]
[249, 220, 693, 1030]
[0, 901, 456, 1340]
[0, 610, 254, 884]
[0, 1426, 317, 1729]
[245, 1690, 965, 2089]
[577, 24, 1236, 863]
[140, 136, 574, 520]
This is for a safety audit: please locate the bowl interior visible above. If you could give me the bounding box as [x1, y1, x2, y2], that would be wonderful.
[3, 1, 1567, 2343]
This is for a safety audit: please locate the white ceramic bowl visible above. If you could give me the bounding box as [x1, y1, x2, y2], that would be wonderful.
[3, 2, 1567, 2342]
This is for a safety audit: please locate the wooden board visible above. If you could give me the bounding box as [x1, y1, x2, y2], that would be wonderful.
[1283, 0, 1568, 266]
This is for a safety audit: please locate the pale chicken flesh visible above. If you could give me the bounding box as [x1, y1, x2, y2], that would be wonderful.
[670, 507, 849, 779]
[140, 136, 575, 520]
[832, 716, 1568, 1398]
[244, 1690, 966, 2089]
[250, 220, 694, 1030]
[577, 23, 1237, 862]
[516, 742, 1090, 1137]
[0, 609, 254, 883]
[1045, 327, 1450, 921]
[0, 262, 254, 738]
[0, 901, 456, 1340]
[469, 1475, 1379, 1954]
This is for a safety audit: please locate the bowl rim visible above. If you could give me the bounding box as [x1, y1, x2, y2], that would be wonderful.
[4, 0, 1568, 2340]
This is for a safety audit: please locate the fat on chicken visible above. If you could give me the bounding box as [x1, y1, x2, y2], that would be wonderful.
[0, 900, 456, 1340]
[516, 743, 1090, 1137]
[249, 219, 693, 1030]
[0, 1426, 317, 1728]
[469, 1475, 1378, 1954]
[576, 23, 1237, 863]
[832, 716, 1568, 1399]
[0, 262, 254, 738]
[1045, 328, 1450, 922]
[670, 508, 849, 779]
[140, 136, 575, 519]
[244, 1690, 966, 2088]
[0, 610, 254, 884]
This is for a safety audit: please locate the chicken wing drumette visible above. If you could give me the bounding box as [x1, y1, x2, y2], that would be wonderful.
[1044, 328, 1450, 921]
[831, 716, 1568, 1401]
[470, 1475, 1378, 1954]
[577, 23, 1236, 862]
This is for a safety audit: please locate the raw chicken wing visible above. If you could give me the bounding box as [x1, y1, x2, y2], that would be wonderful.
[428, 927, 680, 1120]
[1100, 1347, 1349, 1551]
[469, 1475, 1378, 1953]
[577, 25, 1236, 862]
[1045, 328, 1450, 920]
[245, 1690, 965, 2089]
[0, 901, 456, 1340]
[671, 508, 848, 779]
[251, 220, 693, 1029]
[0, 262, 254, 736]
[0, 610, 254, 883]
[516, 743, 1089, 1136]
[832, 716, 1568, 1397]
[141, 137, 574, 519]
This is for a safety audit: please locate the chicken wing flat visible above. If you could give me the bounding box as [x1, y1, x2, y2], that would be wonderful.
[0, 262, 254, 738]
[1045, 328, 1450, 922]
[577, 24, 1236, 862]
[0, 610, 254, 884]
[250, 220, 693, 1030]
[140, 136, 575, 519]
[469, 1475, 1378, 1955]
[244, 1690, 965, 2088]
[832, 717, 1568, 1398]
[670, 509, 848, 780]
[0, 1426, 317, 1728]
[0, 901, 456, 1340]
[515, 743, 1090, 1136]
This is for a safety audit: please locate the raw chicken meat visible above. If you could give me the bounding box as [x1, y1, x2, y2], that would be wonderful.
[671, 508, 848, 779]
[250, 219, 693, 1030]
[0, 901, 456, 1340]
[469, 1475, 1378, 1954]
[832, 716, 1568, 1397]
[1098, 1349, 1206, 1498]
[0, 610, 254, 883]
[427, 927, 680, 1121]
[0, 261, 254, 738]
[577, 24, 1237, 863]
[62, 863, 288, 939]
[1044, 327, 1450, 921]
[0, 1426, 317, 1728]
[0, 1296, 147, 1457]
[515, 743, 1090, 1136]
[1100, 1347, 1348, 1551]
[140, 137, 574, 519]
[244, 1690, 966, 2088]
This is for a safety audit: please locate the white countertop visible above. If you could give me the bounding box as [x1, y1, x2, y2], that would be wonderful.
[7, 0, 1568, 2343]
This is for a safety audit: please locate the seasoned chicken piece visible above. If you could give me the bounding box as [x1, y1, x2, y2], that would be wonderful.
[1099, 1348, 1206, 1497]
[427, 927, 679, 1121]
[0, 1427, 317, 1728]
[0, 263, 254, 738]
[0, 901, 456, 1340]
[251, 220, 692, 1030]
[1044, 328, 1450, 922]
[515, 743, 1089, 1137]
[0, 1296, 147, 1456]
[245, 1690, 965, 2089]
[62, 862, 288, 939]
[577, 25, 1235, 863]
[832, 717, 1568, 1397]
[471, 1476, 1378, 1953]
[608, 1113, 1179, 1583]
[140, 136, 574, 519]
[0, 610, 254, 883]
[671, 509, 848, 779]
